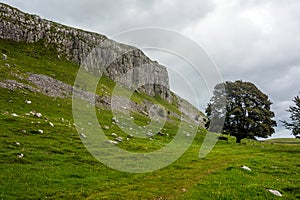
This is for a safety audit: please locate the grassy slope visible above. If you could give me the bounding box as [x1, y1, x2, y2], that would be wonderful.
[0, 39, 299, 199]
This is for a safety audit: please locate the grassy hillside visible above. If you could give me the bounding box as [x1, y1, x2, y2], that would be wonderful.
[0, 39, 299, 199]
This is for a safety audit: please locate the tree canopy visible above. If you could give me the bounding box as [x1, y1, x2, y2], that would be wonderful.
[281, 95, 300, 137]
[205, 80, 277, 143]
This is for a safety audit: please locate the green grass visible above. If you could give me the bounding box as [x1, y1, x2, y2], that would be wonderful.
[0, 39, 299, 199]
[263, 138, 300, 145]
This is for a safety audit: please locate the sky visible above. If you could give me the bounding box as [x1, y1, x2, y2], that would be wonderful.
[1, 0, 299, 138]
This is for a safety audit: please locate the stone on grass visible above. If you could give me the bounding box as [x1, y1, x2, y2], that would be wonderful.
[38, 129, 44, 134]
[112, 117, 119, 123]
[241, 165, 251, 171]
[267, 189, 282, 197]
[2, 53, 7, 60]
[49, 122, 54, 127]
[80, 133, 87, 138]
[16, 142, 20, 146]
[25, 100, 32, 104]
[103, 125, 110, 130]
[111, 133, 118, 137]
[17, 153, 24, 158]
[11, 113, 18, 117]
[108, 140, 118, 145]
[115, 137, 123, 142]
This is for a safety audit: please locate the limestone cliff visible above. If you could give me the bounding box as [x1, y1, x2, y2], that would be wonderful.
[0, 3, 170, 101]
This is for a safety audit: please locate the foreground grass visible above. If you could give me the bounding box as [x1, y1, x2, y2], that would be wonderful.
[0, 88, 299, 199]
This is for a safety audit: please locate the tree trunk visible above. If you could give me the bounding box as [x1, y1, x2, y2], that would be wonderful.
[236, 137, 242, 143]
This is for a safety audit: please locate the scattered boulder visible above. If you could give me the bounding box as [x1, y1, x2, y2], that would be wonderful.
[11, 113, 18, 117]
[241, 165, 251, 171]
[25, 100, 32, 104]
[38, 129, 44, 134]
[2, 53, 7, 60]
[112, 117, 119, 123]
[267, 189, 282, 197]
[115, 137, 123, 142]
[5, 63, 10, 68]
[17, 153, 24, 159]
[103, 125, 110, 130]
[15, 142, 20, 146]
[49, 122, 54, 127]
[80, 133, 87, 138]
[111, 133, 118, 137]
[29, 111, 42, 118]
[108, 140, 118, 145]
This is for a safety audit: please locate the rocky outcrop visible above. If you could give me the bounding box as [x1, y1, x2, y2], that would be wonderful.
[0, 3, 170, 101]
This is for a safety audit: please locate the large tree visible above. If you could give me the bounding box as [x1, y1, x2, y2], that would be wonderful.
[281, 95, 300, 137]
[205, 80, 277, 143]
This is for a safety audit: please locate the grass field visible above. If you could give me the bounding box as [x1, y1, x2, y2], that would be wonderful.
[0, 39, 299, 199]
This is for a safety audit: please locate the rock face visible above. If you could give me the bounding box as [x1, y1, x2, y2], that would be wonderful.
[0, 3, 170, 101]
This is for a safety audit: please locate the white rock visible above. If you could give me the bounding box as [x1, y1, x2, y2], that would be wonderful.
[2, 53, 7, 60]
[49, 122, 54, 127]
[112, 117, 119, 123]
[267, 189, 282, 197]
[25, 100, 32, 104]
[80, 133, 87, 138]
[111, 133, 118, 137]
[11, 113, 18, 117]
[108, 140, 118, 145]
[87, 122, 92, 125]
[35, 113, 42, 118]
[103, 125, 110, 130]
[17, 153, 24, 159]
[25, 113, 30, 116]
[38, 129, 44, 134]
[115, 137, 123, 142]
[16, 142, 20, 146]
[186, 133, 191, 137]
[241, 165, 251, 171]
[22, 130, 26, 133]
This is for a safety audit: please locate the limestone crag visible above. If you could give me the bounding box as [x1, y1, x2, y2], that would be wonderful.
[0, 3, 170, 101]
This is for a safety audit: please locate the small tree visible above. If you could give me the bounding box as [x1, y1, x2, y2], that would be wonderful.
[206, 80, 277, 143]
[281, 95, 300, 137]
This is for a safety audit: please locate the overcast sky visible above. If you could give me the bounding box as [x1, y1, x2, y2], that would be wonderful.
[2, 0, 300, 138]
